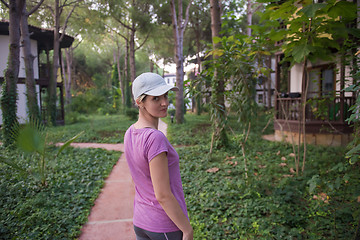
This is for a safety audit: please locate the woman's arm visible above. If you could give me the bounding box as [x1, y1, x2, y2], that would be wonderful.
[149, 152, 193, 240]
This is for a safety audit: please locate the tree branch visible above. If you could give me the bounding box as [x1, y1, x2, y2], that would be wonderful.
[0, 0, 9, 8]
[135, 31, 150, 51]
[28, 0, 45, 16]
[106, 23, 129, 42]
[61, 0, 80, 8]
[181, 0, 193, 34]
[59, 3, 77, 42]
[113, 15, 133, 31]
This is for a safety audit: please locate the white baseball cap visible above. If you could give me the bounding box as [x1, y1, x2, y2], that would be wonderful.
[132, 72, 179, 100]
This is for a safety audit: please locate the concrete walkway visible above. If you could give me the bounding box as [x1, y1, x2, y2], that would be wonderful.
[75, 120, 168, 240]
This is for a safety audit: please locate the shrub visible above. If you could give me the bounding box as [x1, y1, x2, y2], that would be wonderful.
[65, 111, 87, 124]
[97, 103, 118, 115]
[70, 91, 106, 114]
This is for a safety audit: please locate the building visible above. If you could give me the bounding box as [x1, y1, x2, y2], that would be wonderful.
[274, 54, 356, 147]
[163, 73, 176, 87]
[0, 20, 74, 125]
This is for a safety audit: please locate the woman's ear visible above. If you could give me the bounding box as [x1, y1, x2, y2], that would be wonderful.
[136, 99, 144, 109]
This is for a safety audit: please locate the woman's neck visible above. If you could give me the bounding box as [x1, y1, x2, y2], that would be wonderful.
[135, 110, 159, 129]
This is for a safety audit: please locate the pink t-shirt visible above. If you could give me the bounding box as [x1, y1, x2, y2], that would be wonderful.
[124, 125, 188, 233]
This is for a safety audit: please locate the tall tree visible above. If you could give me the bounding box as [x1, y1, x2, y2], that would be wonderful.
[20, 0, 45, 122]
[188, 0, 212, 115]
[170, 0, 192, 124]
[0, 0, 24, 146]
[104, 0, 153, 101]
[209, 0, 228, 152]
[46, 0, 78, 125]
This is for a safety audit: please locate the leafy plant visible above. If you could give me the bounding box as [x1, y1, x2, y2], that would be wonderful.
[168, 114, 359, 239]
[0, 120, 83, 186]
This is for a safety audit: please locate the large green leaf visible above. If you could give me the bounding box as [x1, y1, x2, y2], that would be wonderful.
[56, 131, 84, 157]
[16, 125, 44, 153]
[269, 29, 287, 42]
[292, 44, 311, 63]
[301, 3, 327, 18]
[327, 1, 356, 20]
[212, 36, 222, 44]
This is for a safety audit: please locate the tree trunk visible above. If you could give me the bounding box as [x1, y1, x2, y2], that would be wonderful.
[194, 13, 202, 115]
[47, 0, 61, 126]
[170, 0, 191, 124]
[210, 0, 228, 151]
[20, 4, 40, 122]
[64, 48, 72, 106]
[129, 24, 136, 84]
[116, 43, 125, 106]
[124, 37, 131, 108]
[1, 0, 23, 146]
[247, 0, 253, 36]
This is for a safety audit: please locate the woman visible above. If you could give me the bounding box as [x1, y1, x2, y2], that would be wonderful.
[124, 72, 193, 240]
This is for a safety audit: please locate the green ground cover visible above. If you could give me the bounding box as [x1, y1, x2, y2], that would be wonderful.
[0, 114, 132, 239]
[47, 114, 134, 143]
[0, 147, 120, 239]
[168, 113, 360, 239]
[1, 112, 358, 239]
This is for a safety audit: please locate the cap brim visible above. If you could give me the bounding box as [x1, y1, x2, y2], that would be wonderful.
[145, 85, 179, 96]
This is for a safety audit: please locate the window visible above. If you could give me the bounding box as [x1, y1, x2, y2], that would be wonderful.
[258, 94, 264, 104]
[307, 65, 335, 98]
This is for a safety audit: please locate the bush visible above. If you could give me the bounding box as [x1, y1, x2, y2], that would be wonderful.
[65, 111, 87, 124]
[97, 103, 119, 115]
[69, 91, 107, 114]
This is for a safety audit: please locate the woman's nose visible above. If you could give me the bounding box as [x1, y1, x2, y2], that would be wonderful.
[160, 97, 169, 106]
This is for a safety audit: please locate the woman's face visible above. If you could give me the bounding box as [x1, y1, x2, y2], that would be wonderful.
[140, 93, 169, 118]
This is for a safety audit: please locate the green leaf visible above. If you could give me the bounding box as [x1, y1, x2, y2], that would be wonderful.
[17, 125, 45, 153]
[327, 1, 356, 20]
[56, 131, 84, 157]
[308, 174, 320, 194]
[269, 29, 287, 42]
[292, 44, 310, 63]
[301, 3, 327, 18]
[213, 36, 222, 44]
[346, 144, 360, 158]
[0, 155, 27, 173]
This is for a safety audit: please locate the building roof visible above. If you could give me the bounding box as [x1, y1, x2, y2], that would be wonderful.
[0, 20, 74, 50]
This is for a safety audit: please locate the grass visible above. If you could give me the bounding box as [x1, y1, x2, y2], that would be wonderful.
[47, 114, 134, 144]
[168, 112, 360, 239]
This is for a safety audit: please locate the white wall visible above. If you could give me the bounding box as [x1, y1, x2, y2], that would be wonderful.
[290, 63, 303, 93]
[0, 84, 41, 125]
[1, 34, 41, 125]
[0, 35, 39, 78]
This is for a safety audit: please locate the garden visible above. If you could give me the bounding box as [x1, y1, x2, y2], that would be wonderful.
[1, 110, 359, 239]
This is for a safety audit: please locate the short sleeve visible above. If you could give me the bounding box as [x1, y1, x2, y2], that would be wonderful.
[145, 130, 169, 162]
